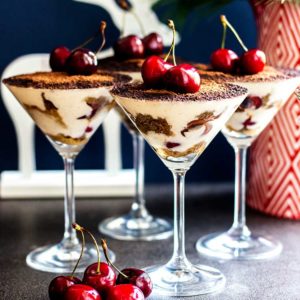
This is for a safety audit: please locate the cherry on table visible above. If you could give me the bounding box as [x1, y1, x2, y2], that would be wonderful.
[141, 56, 173, 87]
[117, 268, 152, 298]
[83, 262, 116, 296]
[50, 46, 71, 71]
[239, 49, 266, 74]
[48, 276, 81, 300]
[114, 35, 144, 60]
[66, 48, 98, 75]
[164, 63, 201, 93]
[64, 284, 101, 300]
[210, 48, 238, 73]
[142, 32, 164, 56]
[107, 284, 144, 300]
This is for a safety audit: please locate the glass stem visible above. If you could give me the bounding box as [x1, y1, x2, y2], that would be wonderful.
[130, 133, 149, 219]
[167, 169, 189, 269]
[229, 146, 251, 237]
[61, 156, 79, 247]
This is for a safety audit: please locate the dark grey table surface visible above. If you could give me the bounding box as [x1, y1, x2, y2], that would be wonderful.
[0, 184, 299, 300]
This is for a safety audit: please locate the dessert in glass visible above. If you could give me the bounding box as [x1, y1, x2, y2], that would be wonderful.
[112, 73, 248, 295]
[97, 32, 173, 241]
[196, 66, 300, 260]
[195, 16, 300, 260]
[3, 70, 130, 272]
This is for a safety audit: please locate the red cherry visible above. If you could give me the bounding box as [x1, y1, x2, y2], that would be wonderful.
[65, 284, 101, 300]
[116, 268, 152, 298]
[210, 48, 239, 73]
[66, 48, 98, 75]
[114, 35, 144, 60]
[240, 96, 263, 110]
[164, 64, 201, 93]
[83, 262, 116, 297]
[141, 56, 173, 87]
[142, 33, 164, 56]
[107, 284, 144, 300]
[48, 276, 81, 300]
[166, 142, 180, 149]
[49, 46, 71, 71]
[240, 49, 266, 74]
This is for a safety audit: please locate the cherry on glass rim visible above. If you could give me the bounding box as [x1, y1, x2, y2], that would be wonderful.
[50, 46, 71, 71]
[66, 48, 98, 75]
[210, 48, 239, 73]
[142, 32, 164, 56]
[114, 35, 144, 60]
[142, 56, 173, 87]
[240, 49, 266, 75]
[164, 64, 201, 93]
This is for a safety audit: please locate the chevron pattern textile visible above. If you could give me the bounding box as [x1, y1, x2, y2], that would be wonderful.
[248, 1, 300, 219]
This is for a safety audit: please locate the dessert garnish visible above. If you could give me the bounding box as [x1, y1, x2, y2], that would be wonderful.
[142, 20, 201, 93]
[101, 239, 152, 298]
[113, 0, 164, 60]
[50, 21, 107, 75]
[211, 15, 266, 75]
[64, 284, 101, 300]
[48, 228, 85, 300]
[210, 15, 238, 73]
[106, 284, 145, 300]
[47, 223, 151, 299]
[72, 224, 116, 297]
[114, 34, 145, 60]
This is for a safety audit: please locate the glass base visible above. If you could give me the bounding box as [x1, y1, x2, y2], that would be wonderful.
[196, 231, 282, 260]
[26, 242, 116, 273]
[99, 214, 173, 241]
[144, 262, 225, 296]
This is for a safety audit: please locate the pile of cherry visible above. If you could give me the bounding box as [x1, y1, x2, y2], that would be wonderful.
[49, 19, 165, 76]
[50, 21, 108, 75]
[49, 224, 152, 300]
[141, 20, 201, 94]
[210, 15, 266, 75]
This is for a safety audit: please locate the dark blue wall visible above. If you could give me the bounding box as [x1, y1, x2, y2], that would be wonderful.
[0, 0, 256, 183]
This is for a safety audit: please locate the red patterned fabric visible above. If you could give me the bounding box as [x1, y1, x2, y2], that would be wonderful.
[248, 1, 300, 219]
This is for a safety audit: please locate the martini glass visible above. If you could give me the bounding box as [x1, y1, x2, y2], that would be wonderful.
[3, 71, 124, 273]
[196, 68, 300, 260]
[99, 104, 173, 241]
[112, 79, 248, 296]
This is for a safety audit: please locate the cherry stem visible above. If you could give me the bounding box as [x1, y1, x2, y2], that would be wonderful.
[70, 225, 85, 278]
[220, 15, 248, 52]
[164, 19, 176, 66]
[96, 21, 107, 54]
[101, 239, 128, 279]
[74, 33, 98, 51]
[221, 19, 227, 49]
[73, 223, 101, 274]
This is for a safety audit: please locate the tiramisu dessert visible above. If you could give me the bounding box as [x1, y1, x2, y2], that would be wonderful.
[196, 15, 300, 261]
[98, 22, 178, 242]
[112, 79, 248, 168]
[3, 71, 130, 152]
[110, 20, 248, 297]
[2, 21, 131, 273]
[198, 65, 300, 146]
